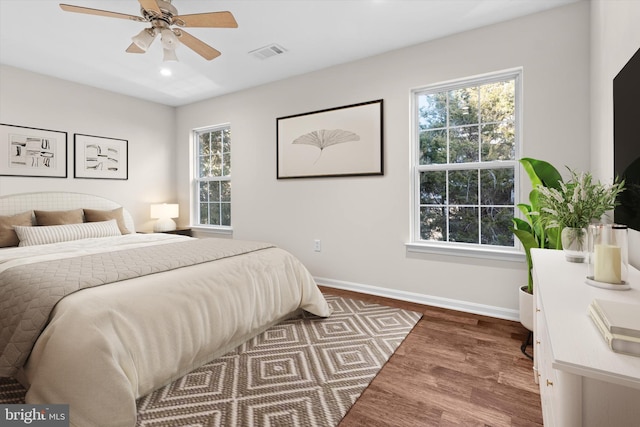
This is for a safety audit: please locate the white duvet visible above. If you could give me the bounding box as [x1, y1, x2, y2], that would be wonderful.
[3, 234, 331, 427]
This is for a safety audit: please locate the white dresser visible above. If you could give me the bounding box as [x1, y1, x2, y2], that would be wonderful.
[532, 248, 640, 427]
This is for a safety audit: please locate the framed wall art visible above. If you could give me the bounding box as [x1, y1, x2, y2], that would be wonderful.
[74, 133, 128, 180]
[0, 123, 68, 178]
[277, 99, 383, 179]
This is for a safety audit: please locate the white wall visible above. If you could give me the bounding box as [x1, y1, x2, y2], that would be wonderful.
[0, 65, 177, 232]
[590, 0, 640, 269]
[0, 2, 605, 318]
[176, 2, 591, 318]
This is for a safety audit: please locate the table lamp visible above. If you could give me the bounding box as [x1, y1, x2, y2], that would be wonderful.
[150, 203, 179, 232]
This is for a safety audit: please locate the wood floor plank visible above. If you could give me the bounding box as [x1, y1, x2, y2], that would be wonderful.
[320, 286, 543, 427]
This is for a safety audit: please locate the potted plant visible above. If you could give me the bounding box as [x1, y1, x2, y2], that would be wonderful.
[536, 169, 625, 263]
[512, 158, 563, 332]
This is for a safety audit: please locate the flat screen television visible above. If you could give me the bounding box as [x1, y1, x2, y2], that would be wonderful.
[613, 47, 640, 232]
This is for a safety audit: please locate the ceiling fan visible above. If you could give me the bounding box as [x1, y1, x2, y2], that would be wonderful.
[59, 0, 238, 61]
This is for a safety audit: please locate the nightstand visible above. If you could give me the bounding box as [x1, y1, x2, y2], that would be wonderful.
[160, 228, 193, 237]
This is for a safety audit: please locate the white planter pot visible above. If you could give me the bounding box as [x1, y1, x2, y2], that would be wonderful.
[519, 285, 534, 331]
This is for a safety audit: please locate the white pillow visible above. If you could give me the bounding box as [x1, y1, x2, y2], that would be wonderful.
[14, 219, 122, 247]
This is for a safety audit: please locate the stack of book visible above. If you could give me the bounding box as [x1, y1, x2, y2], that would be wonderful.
[588, 299, 640, 357]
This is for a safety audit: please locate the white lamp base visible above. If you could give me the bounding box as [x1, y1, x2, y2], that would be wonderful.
[154, 218, 177, 232]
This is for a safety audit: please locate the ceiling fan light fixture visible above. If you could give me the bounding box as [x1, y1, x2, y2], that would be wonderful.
[161, 28, 179, 50]
[60, 1, 238, 62]
[163, 48, 178, 62]
[132, 28, 156, 51]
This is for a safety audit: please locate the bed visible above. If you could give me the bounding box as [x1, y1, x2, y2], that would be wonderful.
[0, 192, 331, 427]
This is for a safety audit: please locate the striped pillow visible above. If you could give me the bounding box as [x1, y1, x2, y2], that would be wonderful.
[14, 219, 121, 247]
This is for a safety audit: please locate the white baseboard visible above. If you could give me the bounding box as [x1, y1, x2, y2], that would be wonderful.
[315, 277, 520, 322]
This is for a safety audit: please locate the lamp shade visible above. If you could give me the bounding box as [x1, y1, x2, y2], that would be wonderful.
[132, 28, 156, 51]
[150, 203, 179, 232]
[150, 203, 179, 219]
[163, 48, 178, 62]
[160, 28, 179, 50]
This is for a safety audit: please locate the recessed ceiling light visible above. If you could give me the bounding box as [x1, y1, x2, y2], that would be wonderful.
[160, 67, 172, 77]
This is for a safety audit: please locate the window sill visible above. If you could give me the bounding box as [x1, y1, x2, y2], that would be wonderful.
[405, 242, 525, 262]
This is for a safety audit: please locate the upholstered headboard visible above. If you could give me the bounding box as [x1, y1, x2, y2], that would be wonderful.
[0, 192, 135, 233]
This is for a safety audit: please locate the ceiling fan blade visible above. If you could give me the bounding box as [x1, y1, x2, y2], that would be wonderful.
[176, 30, 221, 61]
[126, 43, 145, 54]
[174, 11, 238, 28]
[60, 4, 143, 22]
[138, 0, 161, 16]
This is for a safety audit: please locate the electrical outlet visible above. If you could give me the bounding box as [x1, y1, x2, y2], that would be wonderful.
[314, 239, 321, 252]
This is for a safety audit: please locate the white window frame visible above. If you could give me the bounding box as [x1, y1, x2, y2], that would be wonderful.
[191, 123, 232, 232]
[407, 68, 524, 262]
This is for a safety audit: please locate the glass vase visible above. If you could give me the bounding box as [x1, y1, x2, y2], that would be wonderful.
[587, 223, 629, 285]
[561, 227, 587, 263]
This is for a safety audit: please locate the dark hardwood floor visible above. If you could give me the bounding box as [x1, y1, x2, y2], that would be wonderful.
[320, 286, 543, 427]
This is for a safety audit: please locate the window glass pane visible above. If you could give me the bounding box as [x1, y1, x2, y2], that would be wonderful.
[480, 81, 514, 123]
[480, 168, 514, 205]
[449, 170, 478, 205]
[223, 152, 231, 176]
[206, 181, 218, 202]
[209, 203, 221, 225]
[198, 155, 210, 178]
[449, 87, 478, 126]
[221, 203, 231, 226]
[211, 131, 222, 155]
[209, 153, 221, 177]
[199, 181, 209, 202]
[222, 128, 231, 153]
[419, 129, 447, 165]
[418, 92, 447, 130]
[480, 122, 514, 161]
[420, 207, 445, 241]
[449, 207, 478, 243]
[199, 203, 209, 224]
[420, 171, 446, 204]
[198, 133, 210, 156]
[221, 181, 231, 202]
[449, 125, 479, 163]
[481, 207, 514, 246]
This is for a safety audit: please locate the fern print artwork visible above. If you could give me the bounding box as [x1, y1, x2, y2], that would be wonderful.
[292, 129, 360, 163]
[276, 99, 382, 178]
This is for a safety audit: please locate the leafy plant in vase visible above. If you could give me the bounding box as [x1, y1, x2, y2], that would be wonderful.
[512, 158, 563, 332]
[536, 169, 625, 264]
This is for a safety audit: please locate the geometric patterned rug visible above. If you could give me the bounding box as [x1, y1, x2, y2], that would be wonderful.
[0, 294, 422, 427]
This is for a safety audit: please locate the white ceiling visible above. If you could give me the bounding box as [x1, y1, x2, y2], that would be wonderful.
[0, 0, 578, 107]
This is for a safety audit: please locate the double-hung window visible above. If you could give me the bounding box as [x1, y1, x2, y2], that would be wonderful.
[410, 69, 521, 257]
[193, 124, 231, 228]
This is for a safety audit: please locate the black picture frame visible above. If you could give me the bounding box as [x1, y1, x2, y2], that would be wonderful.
[277, 99, 384, 179]
[0, 123, 68, 178]
[74, 133, 128, 180]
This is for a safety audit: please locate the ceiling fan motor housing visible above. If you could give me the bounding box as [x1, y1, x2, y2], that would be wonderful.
[142, 0, 178, 25]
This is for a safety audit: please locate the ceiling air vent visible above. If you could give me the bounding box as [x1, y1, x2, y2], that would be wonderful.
[249, 44, 287, 60]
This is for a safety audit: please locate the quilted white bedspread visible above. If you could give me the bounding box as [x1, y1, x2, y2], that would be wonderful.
[2, 234, 331, 427]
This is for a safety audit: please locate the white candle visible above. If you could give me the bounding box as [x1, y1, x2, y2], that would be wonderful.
[594, 244, 622, 283]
